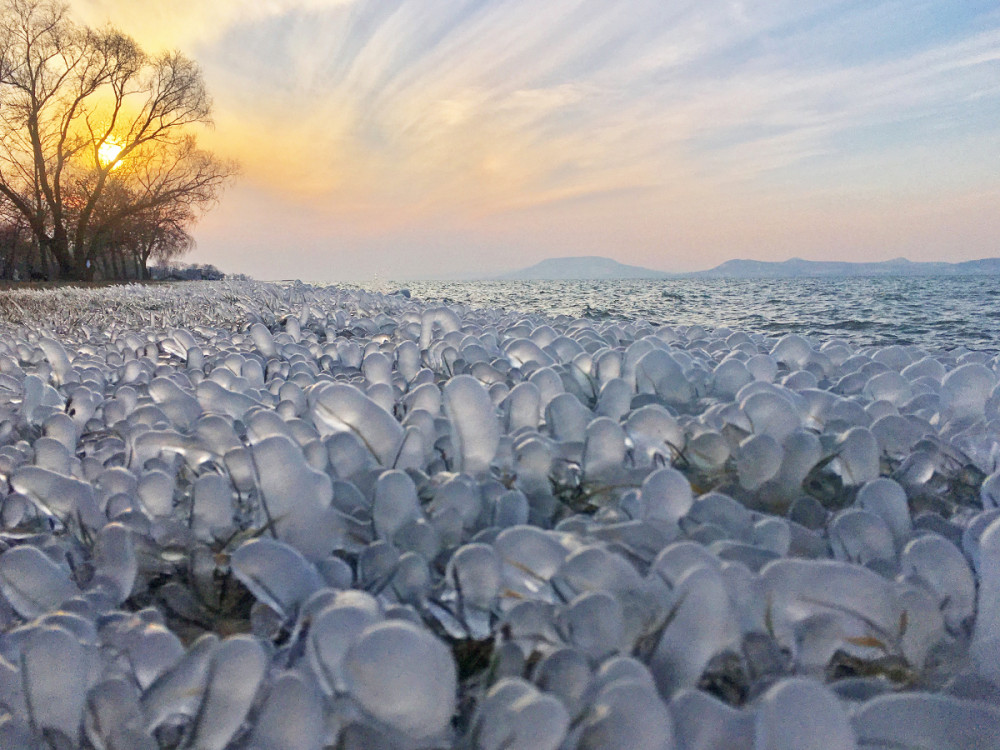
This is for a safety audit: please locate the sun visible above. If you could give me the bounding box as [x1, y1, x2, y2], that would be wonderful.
[98, 137, 124, 169]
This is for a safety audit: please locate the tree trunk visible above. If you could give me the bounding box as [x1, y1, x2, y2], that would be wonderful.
[141, 246, 153, 280]
[74, 244, 94, 282]
[49, 246, 75, 280]
[45, 231, 79, 281]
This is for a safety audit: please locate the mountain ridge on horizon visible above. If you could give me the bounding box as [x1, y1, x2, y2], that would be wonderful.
[495, 255, 671, 280]
[493, 255, 1000, 280]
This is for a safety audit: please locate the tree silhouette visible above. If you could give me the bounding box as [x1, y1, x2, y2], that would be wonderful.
[0, 0, 235, 280]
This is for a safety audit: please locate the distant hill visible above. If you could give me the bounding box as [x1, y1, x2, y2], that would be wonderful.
[687, 256, 1000, 278]
[492, 255, 1000, 281]
[496, 256, 671, 280]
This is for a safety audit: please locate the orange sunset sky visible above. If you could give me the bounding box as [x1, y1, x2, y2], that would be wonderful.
[71, 0, 1000, 280]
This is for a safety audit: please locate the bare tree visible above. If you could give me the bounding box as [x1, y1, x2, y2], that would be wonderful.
[0, 0, 235, 280]
[88, 181, 196, 279]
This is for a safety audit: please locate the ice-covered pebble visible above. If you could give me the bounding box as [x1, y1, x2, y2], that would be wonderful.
[672, 687, 752, 750]
[343, 621, 456, 738]
[900, 534, 975, 633]
[247, 671, 325, 750]
[0, 545, 79, 618]
[578, 679, 675, 750]
[187, 636, 268, 750]
[443, 374, 501, 474]
[23, 625, 88, 741]
[852, 693, 1000, 749]
[649, 565, 739, 697]
[757, 679, 856, 749]
[972, 516, 1000, 685]
[230, 538, 324, 619]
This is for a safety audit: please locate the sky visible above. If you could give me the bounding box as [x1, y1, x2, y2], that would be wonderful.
[72, 0, 1000, 281]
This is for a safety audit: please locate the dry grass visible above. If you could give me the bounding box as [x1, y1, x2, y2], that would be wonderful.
[0, 280, 262, 335]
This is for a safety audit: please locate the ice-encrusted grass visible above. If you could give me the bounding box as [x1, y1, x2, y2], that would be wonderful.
[0, 280, 289, 334]
[0, 279, 999, 749]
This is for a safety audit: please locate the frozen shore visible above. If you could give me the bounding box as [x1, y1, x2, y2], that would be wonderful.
[0, 279, 999, 749]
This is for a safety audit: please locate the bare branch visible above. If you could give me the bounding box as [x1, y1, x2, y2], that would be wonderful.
[0, 0, 236, 279]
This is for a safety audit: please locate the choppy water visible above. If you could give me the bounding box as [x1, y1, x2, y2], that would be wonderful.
[389, 276, 1000, 352]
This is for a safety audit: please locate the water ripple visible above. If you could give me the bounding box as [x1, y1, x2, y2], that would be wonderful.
[392, 275, 1000, 353]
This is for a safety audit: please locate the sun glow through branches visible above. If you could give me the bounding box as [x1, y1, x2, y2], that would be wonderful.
[98, 137, 124, 169]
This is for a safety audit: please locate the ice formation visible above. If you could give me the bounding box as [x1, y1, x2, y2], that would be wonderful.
[0, 278, 998, 748]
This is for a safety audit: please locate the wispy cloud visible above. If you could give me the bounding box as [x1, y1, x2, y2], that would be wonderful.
[67, 0, 1000, 277]
[76, 0, 359, 48]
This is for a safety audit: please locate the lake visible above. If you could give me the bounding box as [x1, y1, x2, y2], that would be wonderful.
[383, 276, 1000, 352]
